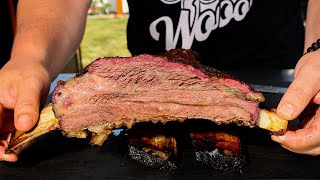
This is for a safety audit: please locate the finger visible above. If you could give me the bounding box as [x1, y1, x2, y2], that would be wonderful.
[0, 137, 28, 157]
[0, 145, 18, 162]
[277, 69, 320, 120]
[14, 80, 41, 132]
[271, 126, 320, 151]
[280, 143, 320, 156]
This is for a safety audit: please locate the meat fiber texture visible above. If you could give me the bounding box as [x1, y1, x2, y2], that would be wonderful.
[52, 49, 265, 136]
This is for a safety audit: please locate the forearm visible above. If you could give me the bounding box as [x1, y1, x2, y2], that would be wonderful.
[10, 0, 91, 81]
[304, 0, 320, 52]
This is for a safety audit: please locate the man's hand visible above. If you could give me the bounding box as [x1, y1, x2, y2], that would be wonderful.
[0, 0, 90, 162]
[273, 51, 320, 155]
[0, 59, 51, 161]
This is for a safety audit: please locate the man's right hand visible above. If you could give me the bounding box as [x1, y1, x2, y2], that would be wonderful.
[0, 0, 93, 162]
[0, 59, 51, 162]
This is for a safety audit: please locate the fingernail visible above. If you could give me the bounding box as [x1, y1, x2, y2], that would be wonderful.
[278, 103, 294, 119]
[17, 115, 33, 129]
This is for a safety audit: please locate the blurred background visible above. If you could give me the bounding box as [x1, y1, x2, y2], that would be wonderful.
[65, 0, 131, 72]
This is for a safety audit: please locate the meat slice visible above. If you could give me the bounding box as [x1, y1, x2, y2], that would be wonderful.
[52, 49, 265, 137]
[128, 123, 180, 171]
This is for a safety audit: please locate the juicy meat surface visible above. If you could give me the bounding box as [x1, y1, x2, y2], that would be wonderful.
[52, 49, 264, 134]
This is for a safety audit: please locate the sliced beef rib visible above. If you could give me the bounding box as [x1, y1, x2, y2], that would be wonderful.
[52, 49, 265, 138]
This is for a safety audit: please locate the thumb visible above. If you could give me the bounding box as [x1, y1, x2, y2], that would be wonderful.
[14, 81, 41, 132]
[277, 70, 320, 120]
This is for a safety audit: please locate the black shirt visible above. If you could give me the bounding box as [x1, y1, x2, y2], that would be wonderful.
[127, 0, 304, 70]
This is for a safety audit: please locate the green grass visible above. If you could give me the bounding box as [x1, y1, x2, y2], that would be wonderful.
[80, 16, 131, 67]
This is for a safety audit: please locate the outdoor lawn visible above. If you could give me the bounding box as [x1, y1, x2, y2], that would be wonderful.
[80, 15, 131, 67]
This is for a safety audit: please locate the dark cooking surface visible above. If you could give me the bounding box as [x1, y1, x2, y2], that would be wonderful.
[1, 92, 320, 180]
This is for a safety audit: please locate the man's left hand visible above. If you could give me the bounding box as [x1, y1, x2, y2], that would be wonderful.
[273, 51, 320, 155]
